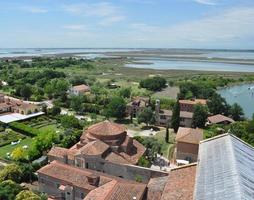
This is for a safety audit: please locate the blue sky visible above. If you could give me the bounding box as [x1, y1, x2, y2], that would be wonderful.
[0, 0, 254, 48]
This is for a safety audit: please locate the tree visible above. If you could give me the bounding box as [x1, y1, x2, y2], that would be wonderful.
[70, 95, 84, 112]
[15, 190, 40, 200]
[192, 104, 208, 128]
[230, 103, 244, 121]
[140, 77, 167, 91]
[16, 84, 32, 100]
[11, 147, 27, 161]
[0, 180, 22, 200]
[105, 96, 126, 119]
[137, 107, 155, 126]
[49, 106, 61, 116]
[207, 93, 230, 115]
[165, 125, 169, 143]
[0, 164, 22, 183]
[60, 115, 80, 129]
[119, 87, 131, 98]
[171, 100, 180, 132]
[138, 156, 151, 168]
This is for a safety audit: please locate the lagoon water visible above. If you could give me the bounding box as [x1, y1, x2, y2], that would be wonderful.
[126, 59, 254, 72]
[1, 48, 254, 72]
[218, 84, 254, 119]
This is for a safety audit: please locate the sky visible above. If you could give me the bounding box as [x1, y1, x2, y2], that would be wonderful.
[0, 0, 254, 49]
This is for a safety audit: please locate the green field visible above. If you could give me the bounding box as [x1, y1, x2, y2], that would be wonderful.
[0, 137, 34, 158]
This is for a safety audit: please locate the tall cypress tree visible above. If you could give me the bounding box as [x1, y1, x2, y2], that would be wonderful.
[171, 100, 180, 133]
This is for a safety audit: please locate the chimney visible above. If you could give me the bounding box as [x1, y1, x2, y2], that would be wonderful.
[87, 175, 100, 187]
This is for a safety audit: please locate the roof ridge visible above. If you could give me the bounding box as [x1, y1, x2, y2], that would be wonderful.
[200, 133, 229, 143]
[171, 162, 197, 171]
[227, 134, 242, 199]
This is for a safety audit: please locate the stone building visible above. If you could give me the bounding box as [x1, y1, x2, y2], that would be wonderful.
[155, 99, 193, 127]
[69, 84, 90, 96]
[0, 93, 40, 115]
[179, 99, 207, 112]
[38, 160, 147, 200]
[207, 114, 235, 125]
[175, 127, 203, 162]
[126, 96, 150, 118]
[47, 121, 167, 183]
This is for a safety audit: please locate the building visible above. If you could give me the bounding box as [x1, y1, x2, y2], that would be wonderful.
[38, 160, 147, 200]
[0, 94, 40, 115]
[179, 111, 193, 127]
[155, 100, 193, 127]
[175, 127, 203, 162]
[126, 97, 150, 118]
[179, 99, 207, 112]
[207, 114, 235, 125]
[69, 84, 90, 96]
[155, 99, 172, 127]
[160, 163, 197, 200]
[194, 134, 254, 200]
[47, 121, 167, 183]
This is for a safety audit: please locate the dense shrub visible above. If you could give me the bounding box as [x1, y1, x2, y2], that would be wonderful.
[140, 77, 167, 91]
[9, 122, 40, 136]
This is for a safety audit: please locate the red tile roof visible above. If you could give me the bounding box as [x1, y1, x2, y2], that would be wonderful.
[161, 163, 197, 200]
[179, 99, 207, 105]
[83, 120, 126, 137]
[78, 140, 109, 156]
[208, 114, 235, 124]
[39, 161, 146, 200]
[72, 84, 90, 92]
[105, 152, 131, 165]
[176, 127, 203, 144]
[37, 161, 99, 191]
[119, 139, 146, 164]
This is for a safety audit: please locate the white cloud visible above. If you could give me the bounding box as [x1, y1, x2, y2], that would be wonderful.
[193, 0, 217, 6]
[62, 24, 87, 31]
[21, 6, 48, 13]
[126, 7, 254, 48]
[63, 2, 125, 25]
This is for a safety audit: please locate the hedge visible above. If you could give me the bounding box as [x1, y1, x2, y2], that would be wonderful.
[9, 122, 40, 137]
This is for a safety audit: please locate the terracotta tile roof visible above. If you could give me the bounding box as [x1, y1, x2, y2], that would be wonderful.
[39, 161, 146, 200]
[105, 152, 131, 165]
[85, 179, 146, 200]
[161, 163, 197, 200]
[179, 99, 207, 105]
[147, 176, 168, 200]
[72, 84, 90, 92]
[84, 180, 118, 200]
[78, 140, 109, 156]
[48, 147, 68, 158]
[119, 139, 146, 164]
[0, 103, 11, 109]
[83, 120, 126, 137]
[37, 161, 98, 191]
[180, 111, 193, 119]
[106, 182, 146, 200]
[48, 146, 78, 161]
[208, 114, 235, 124]
[176, 127, 203, 144]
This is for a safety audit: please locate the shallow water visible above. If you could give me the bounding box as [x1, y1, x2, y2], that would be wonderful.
[125, 59, 254, 72]
[218, 84, 254, 119]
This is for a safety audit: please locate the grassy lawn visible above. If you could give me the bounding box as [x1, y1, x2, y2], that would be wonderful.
[154, 129, 175, 159]
[0, 137, 34, 158]
[0, 129, 26, 147]
[38, 124, 63, 133]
